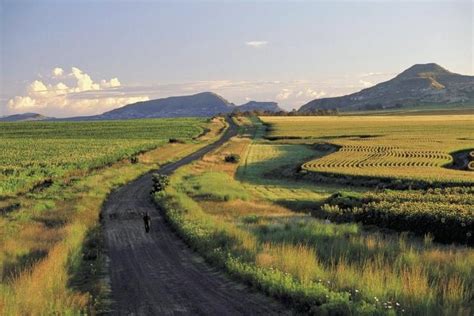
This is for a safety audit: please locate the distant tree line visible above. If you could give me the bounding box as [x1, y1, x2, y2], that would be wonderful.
[228, 108, 339, 117]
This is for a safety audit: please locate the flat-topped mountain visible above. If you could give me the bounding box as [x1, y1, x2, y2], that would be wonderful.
[299, 63, 474, 113]
[100, 92, 235, 119]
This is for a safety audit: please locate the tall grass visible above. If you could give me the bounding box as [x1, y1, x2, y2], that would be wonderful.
[155, 171, 378, 314]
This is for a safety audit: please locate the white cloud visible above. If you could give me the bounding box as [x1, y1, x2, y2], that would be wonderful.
[55, 82, 69, 93]
[359, 72, 395, 78]
[304, 88, 326, 99]
[7, 96, 37, 110]
[100, 78, 121, 88]
[245, 41, 268, 48]
[70, 67, 100, 92]
[276, 89, 293, 100]
[52, 67, 64, 77]
[7, 67, 148, 117]
[29, 80, 48, 95]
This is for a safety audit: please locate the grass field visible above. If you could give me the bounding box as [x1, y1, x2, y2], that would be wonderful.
[0, 117, 225, 315]
[156, 116, 474, 314]
[0, 118, 206, 197]
[261, 115, 474, 184]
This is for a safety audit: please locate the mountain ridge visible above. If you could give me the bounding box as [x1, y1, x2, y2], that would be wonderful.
[298, 63, 474, 113]
[1, 92, 283, 121]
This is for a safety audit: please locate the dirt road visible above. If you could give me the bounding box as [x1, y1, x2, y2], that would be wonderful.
[102, 119, 287, 315]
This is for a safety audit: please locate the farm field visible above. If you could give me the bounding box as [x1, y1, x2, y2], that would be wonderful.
[0, 117, 226, 315]
[261, 115, 474, 184]
[0, 118, 206, 197]
[156, 116, 474, 314]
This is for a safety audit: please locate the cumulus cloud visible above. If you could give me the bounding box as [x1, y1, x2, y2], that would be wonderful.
[303, 88, 326, 99]
[276, 89, 293, 100]
[277, 87, 326, 103]
[71, 67, 100, 92]
[52, 67, 64, 77]
[7, 96, 37, 110]
[7, 67, 148, 117]
[245, 41, 268, 48]
[100, 78, 121, 88]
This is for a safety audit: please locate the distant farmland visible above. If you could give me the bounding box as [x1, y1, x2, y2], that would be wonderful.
[0, 118, 206, 197]
[261, 115, 474, 184]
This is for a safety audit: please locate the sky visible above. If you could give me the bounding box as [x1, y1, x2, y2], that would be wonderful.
[0, 0, 472, 117]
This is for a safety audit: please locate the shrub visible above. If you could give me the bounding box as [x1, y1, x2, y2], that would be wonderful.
[169, 138, 186, 144]
[151, 173, 170, 193]
[224, 153, 240, 163]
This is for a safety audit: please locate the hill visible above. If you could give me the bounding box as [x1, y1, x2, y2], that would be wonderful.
[0, 112, 52, 122]
[299, 63, 474, 113]
[98, 92, 235, 119]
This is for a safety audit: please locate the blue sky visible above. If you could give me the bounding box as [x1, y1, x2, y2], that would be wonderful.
[1, 0, 472, 116]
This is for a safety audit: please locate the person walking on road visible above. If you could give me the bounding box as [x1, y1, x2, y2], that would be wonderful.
[143, 212, 151, 233]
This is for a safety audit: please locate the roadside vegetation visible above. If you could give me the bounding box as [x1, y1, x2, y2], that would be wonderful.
[155, 115, 473, 315]
[0, 117, 226, 315]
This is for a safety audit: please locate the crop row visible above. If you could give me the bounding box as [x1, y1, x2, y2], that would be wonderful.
[302, 144, 474, 184]
[0, 119, 206, 196]
[320, 187, 474, 245]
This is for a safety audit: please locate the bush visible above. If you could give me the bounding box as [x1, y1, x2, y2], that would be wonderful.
[224, 153, 240, 163]
[169, 138, 185, 144]
[151, 173, 170, 193]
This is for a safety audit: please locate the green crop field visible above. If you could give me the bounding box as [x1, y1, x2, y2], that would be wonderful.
[261, 115, 474, 184]
[0, 117, 223, 315]
[0, 118, 206, 197]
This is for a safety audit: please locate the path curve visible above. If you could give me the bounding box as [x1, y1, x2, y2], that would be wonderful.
[102, 118, 288, 315]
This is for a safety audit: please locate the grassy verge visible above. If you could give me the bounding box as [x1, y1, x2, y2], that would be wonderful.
[154, 169, 378, 314]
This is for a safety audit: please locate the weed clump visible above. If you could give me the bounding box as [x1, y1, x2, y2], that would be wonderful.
[225, 154, 240, 163]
